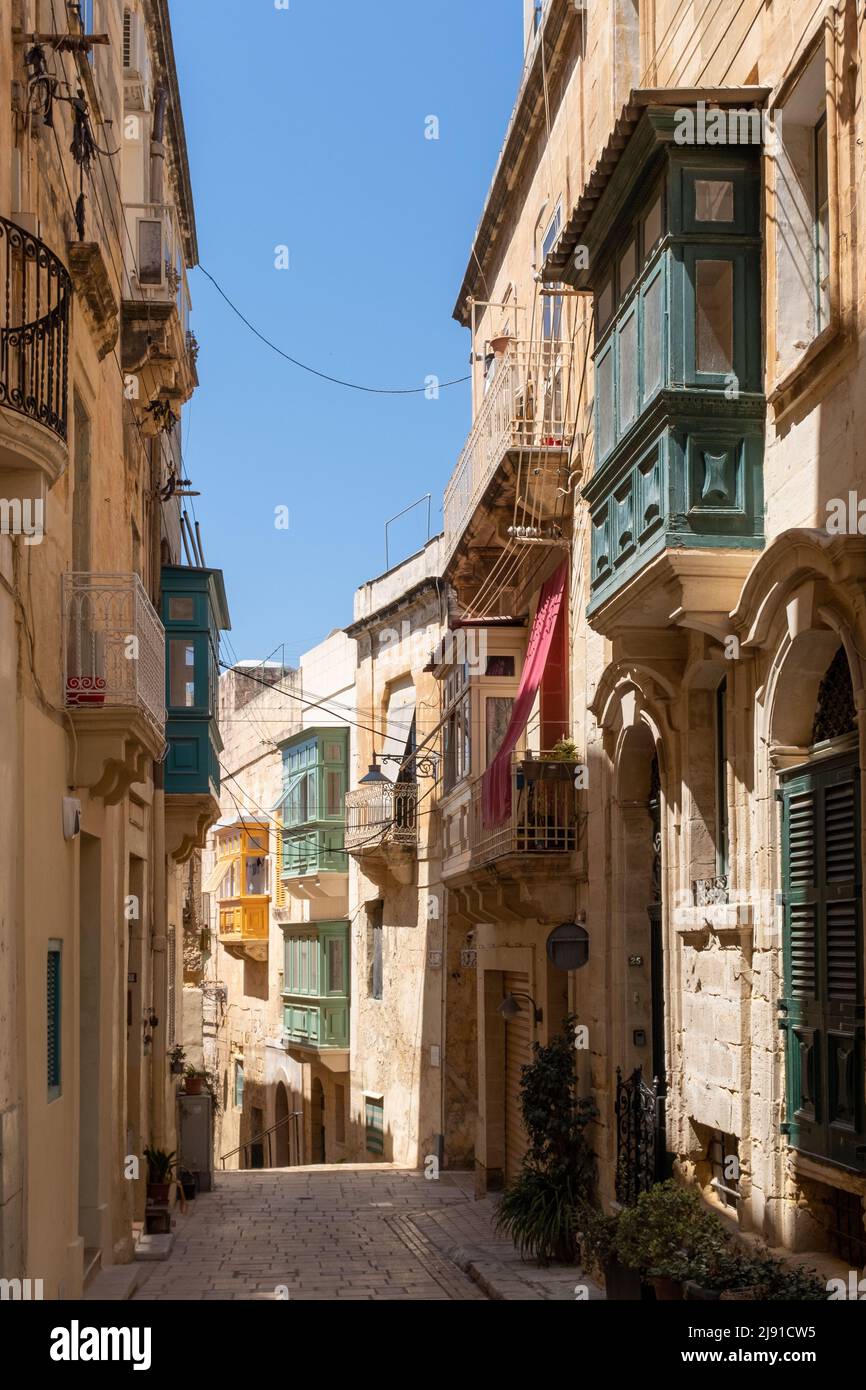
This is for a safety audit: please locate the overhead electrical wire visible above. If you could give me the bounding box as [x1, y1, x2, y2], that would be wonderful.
[196, 265, 471, 396]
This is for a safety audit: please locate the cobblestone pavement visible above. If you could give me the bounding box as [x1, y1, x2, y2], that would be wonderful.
[133, 1166, 487, 1301]
[132, 1165, 603, 1301]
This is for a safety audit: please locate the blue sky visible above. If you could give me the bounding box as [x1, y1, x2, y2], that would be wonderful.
[169, 0, 523, 662]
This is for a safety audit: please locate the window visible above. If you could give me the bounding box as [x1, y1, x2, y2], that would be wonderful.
[643, 194, 663, 256]
[708, 1130, 740, 1208]
[122, 7, 132, 67]
[533, 0, 544, 35]
[486, 697, 514, 768]
[168, 596, 195, 622]
[618, 238, 637, 296]
[813, 114, 830, 333]
[772, 37, 834, 378]
[443, 664, 471, 792]
[694, 260, 734, 374]
[618, 308, 638, 432]
[326, 935, 345, 995]
[716, 678, 729, 877]
[365, 1096, 384, 1155]
[485, 655, 515, 677]
[642, 270, 663, 403]
[595, 343, 615, 460]
[368, 902, 383, 1000]
[233, 1059, 244, 1109]
[695, 179, 734, 223]
[168, 639, 196, 707]
[542, 205, 563, 341]
[47, 942, 62, 1101]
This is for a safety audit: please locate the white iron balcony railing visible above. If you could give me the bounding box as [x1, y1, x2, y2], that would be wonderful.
[63, 573, 166, 734]
[443, 340, 576, 563]
[469, 752, 578, 867]
[345, 782, 418, 853]
[122, 201, 191, 332]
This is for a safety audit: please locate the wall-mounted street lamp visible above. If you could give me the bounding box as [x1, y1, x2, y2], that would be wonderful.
[498, 991, 543, 1024]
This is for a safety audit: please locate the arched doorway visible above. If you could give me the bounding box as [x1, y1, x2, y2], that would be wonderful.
[274, 1082, 290, 1167]
[613, 721, 668, 1201]
[311, 1079, 326, 1164]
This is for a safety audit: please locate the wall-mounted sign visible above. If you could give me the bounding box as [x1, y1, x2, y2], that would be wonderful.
[460, 948, 477, 969]
[427, 950, 442, 969]
[628, 955, 643, 967]
[128, 972, 137, 983]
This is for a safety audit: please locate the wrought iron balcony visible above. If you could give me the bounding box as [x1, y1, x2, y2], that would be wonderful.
[344, 782, 418, 853]
[442, 341, 576, 564]
[0, 216, 71, 479]
[63, 573, 166, 735]
[441, 753, 578, 873]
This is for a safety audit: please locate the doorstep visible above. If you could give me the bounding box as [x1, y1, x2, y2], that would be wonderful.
[82, 1263, 143, 1301]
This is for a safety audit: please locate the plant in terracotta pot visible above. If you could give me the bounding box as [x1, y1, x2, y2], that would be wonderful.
[615, 1180, 728, 1300]
[575, 1203, 642, 1300]
[143, 1147, 176, 1204]
[183, 1065, 205, 1096]
[168, 1044, 186, 1076]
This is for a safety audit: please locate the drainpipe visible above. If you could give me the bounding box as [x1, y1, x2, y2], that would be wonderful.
[149, 87, 168, 205]
[151, 758, 168, 1147]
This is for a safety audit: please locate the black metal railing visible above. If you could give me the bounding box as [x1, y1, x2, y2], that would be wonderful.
[220, 1110, 303, 1170]
[615, 1066, 666, 1205]
[0, 216, 71, 443]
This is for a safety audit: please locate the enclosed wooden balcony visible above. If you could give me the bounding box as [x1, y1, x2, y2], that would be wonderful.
[0, 216, 71, 503]
[218, 898, 269, 962]
[62, 573, 166, 803]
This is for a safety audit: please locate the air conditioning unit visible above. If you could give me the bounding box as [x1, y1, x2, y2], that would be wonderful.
[123, 7, 146, 74]
[123, 8, 150, 111]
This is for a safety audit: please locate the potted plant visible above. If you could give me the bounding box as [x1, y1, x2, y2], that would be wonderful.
[536, 737, 581, 782]
[183, 1065, 205, 1096]
[143, 1147, 176, 1204]
[179, 1167, 197, 1201]
[495, 1017, 597, 1265]
[169, 1044, 186, 1076]
[575, 1203, 643, 1301]
[615, 1180, 728, 1300]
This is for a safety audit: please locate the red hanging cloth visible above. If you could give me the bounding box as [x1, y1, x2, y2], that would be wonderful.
[481, 559, 568, 828]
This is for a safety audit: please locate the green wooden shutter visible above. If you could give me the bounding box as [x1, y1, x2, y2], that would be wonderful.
[780, 755, 865, 1171]
[47, 944, 62, 1100]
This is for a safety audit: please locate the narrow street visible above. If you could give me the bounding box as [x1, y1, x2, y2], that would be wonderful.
[131, 1167, 597, 1302]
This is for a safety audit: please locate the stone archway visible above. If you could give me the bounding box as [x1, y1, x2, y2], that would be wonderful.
[613, 720, 667, 1085]
[274, 1081, 290, 1167]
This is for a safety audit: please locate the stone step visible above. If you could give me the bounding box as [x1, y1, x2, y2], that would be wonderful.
[83, 1264, 143, 1301]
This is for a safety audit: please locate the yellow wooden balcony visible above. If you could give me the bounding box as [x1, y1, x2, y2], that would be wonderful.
[217, 896, 270, 962]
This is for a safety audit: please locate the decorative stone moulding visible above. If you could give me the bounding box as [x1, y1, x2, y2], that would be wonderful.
[673, 876, 755, 933]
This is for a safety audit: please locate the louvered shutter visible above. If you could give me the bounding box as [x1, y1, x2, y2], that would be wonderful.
[780, 755, 865, 1171]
